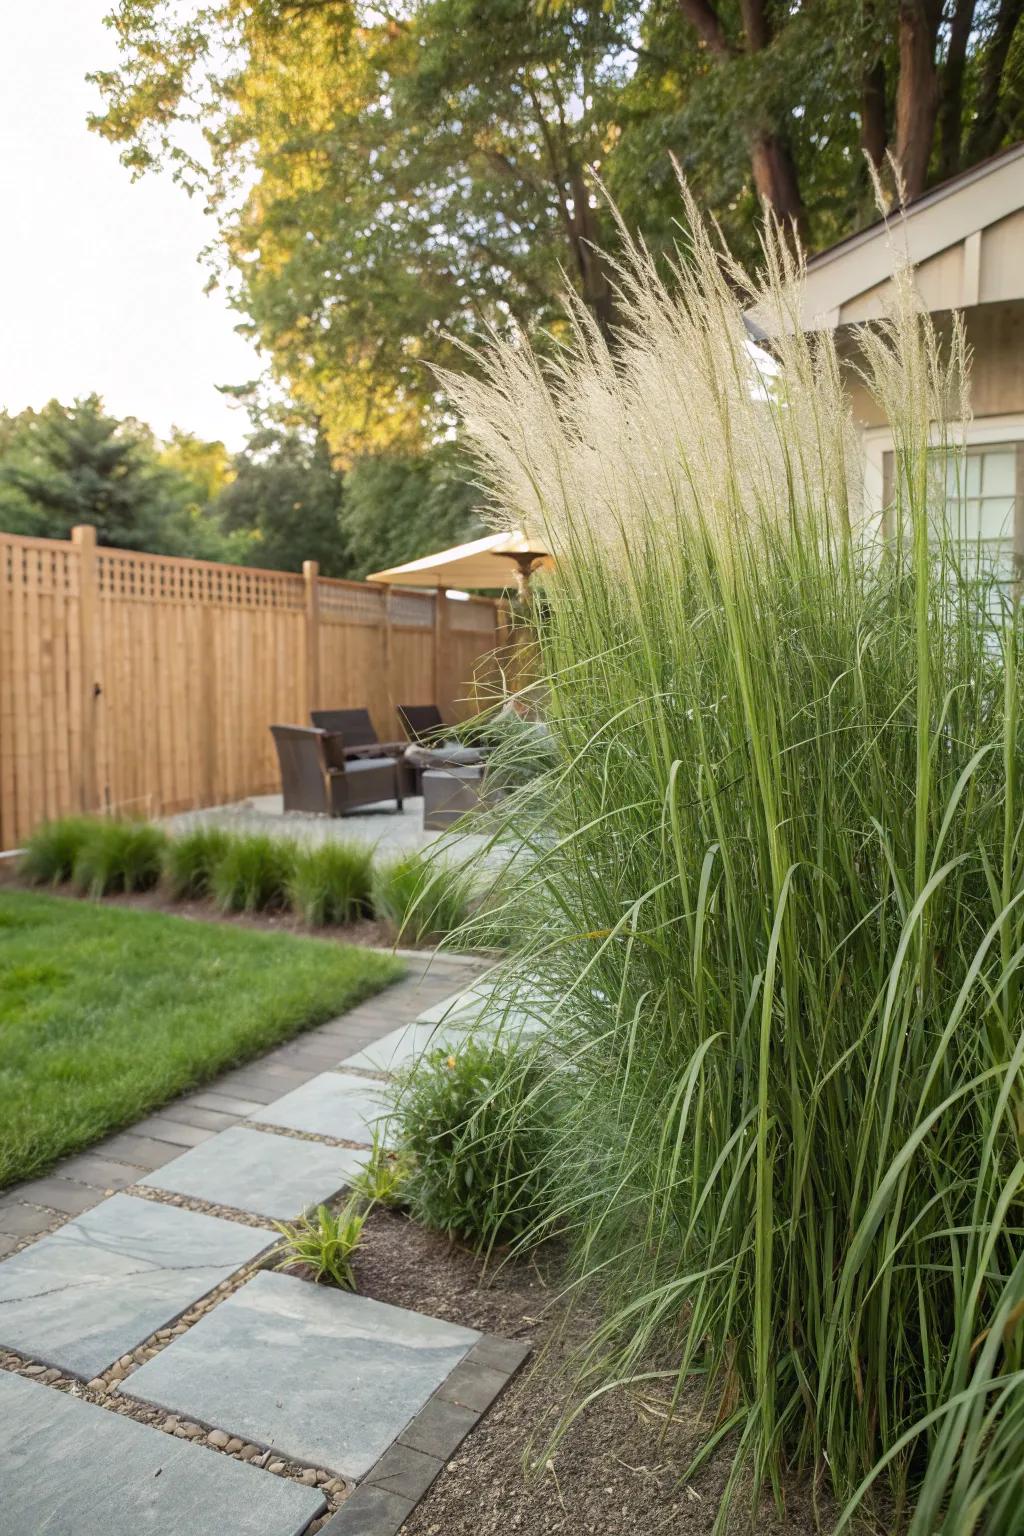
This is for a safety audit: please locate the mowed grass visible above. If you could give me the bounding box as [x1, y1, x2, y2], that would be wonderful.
[0, 889, 403, 1189]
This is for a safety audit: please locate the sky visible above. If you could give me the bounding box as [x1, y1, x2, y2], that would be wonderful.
[0, 2, 262, 449]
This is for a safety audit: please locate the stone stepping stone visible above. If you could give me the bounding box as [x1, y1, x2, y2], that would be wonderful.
[142, 1126, 365, 1222]
[253, 1072, 390, 1145]
[415, 978, 547, 1038]
[339, 1019, 476, 1077]
[0, 1370, 324, 1535]
[121, 1269, 480, 1480]
[0, 1193, 272, 1380]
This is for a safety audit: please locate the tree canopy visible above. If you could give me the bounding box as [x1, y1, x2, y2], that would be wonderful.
[90, 0, 1024, 465]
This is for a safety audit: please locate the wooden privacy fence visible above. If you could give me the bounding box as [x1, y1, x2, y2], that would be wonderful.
[0, 526, 509, 851]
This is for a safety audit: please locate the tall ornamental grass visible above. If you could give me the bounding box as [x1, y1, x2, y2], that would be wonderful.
[441, 188, 1024, 1530]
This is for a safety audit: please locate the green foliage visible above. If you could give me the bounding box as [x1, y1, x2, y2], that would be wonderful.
[289, 841, 374, 928]
[449, 195, 1024, 1527]
[163, 827, 231, 901]
[71, 821, 168, 898]
[90, 1, 1024, 460]
[0, 396, 202, 552]
[371, 852, 477, 943]
[212, 833, 297, 914]
[342, 445, 482, 579]
[393, 1038, 552, 1252]
[217, 425, 349, 576]
[19, 817, 97, 886]
[350, 1129, 411, 1209]
[271, 1195, 368, 1289]
[0, 888, 402, 1188]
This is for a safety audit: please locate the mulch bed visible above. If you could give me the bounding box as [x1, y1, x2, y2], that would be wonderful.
[354, 1209, 824, 1536]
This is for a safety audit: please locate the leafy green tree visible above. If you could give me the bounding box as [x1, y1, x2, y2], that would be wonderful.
[0, 395, 195, 551]
[341, 444, 483, 578]
[84, 0, 1024, 455]
[215, 426, 350, 575]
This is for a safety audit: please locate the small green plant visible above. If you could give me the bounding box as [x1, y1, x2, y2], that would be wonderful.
[289, 841, 374, 928]
[371, 852, 477, 943]
[271, 1195, 368, 1289]
[71, 820, 168, 897]
[393, 1038, 552, 1252]
[212, 833, 297, 913]
[19, 817, 97, 885]
[163, 827, 231, 900]
[350, 1128, 410, 1208]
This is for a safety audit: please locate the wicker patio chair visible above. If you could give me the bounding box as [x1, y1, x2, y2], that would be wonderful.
[310, 708, 406, 760]
[270, 725, 410, 815]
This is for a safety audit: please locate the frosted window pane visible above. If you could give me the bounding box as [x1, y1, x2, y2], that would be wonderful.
[980, 451, 1015, 497]
[977, 497, 1015, 540]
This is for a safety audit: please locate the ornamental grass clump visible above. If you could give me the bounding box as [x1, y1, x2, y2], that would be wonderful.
[212, 833, 297, 914]
[71, 820, 168, 897]
[163, 827, 231, 901]
[371, 851, 477, 943]
[19, 817, 97, 886]
[289, 841, 374, 928]
[439, 181, 1024, 1531]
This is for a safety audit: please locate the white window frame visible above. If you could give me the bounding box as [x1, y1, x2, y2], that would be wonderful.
[862, 415, 1024, 583]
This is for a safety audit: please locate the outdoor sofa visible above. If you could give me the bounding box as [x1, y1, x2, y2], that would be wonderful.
[270, 724, 412, 816]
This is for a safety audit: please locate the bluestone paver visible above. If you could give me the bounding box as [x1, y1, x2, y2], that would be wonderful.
[0, 1193, 272, 1379]
[121, 1270, 479, 1480]
[252, 1072, 390, 1145]
[143, 1126, 365, 1221]
[0, 1370, 325, 1536]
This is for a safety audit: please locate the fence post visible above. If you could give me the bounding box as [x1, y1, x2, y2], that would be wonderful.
[303, 560, 321, 717]
[433, 591, 450, 718]
[71, 525, 99, 814]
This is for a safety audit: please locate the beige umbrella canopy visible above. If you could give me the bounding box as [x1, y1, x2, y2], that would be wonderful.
[366, 529, 551, 600]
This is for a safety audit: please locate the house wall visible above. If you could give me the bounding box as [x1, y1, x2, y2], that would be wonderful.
[841, 301, 1024, 430]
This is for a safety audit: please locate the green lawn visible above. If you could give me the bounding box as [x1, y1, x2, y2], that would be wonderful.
[0, 890, 403, 1189]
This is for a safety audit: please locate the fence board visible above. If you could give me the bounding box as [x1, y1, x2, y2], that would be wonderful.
[0, 529, 503, 849]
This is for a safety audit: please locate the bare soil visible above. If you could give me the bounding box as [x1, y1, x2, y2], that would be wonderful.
[355, 1209, 827, 1536]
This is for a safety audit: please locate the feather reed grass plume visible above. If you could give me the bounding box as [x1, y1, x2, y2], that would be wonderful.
[440, 185, 1024, 1533]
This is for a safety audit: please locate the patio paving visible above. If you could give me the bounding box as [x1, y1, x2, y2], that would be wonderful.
[251, 1071, 392, 1145]
[0, 1369, 324, 1535]
[0, 1194, 272, 1380]
[142, 1126, 366, 1222]
[121, 1270, 480, 1480]
[166, 793, 493, 861]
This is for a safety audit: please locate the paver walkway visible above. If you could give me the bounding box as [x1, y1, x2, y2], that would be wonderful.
[0, 949, 532, 1536]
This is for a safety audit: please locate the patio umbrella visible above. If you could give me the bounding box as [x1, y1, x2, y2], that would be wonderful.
[366, 529, 551, 601]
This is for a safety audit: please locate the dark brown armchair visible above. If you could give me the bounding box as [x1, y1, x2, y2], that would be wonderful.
[396, 704, 448, 744]
[310, 708, 406, 760]
[270, 725, 412, 816]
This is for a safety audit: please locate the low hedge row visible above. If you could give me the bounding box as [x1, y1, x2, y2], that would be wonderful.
[19, 817, 478, 942]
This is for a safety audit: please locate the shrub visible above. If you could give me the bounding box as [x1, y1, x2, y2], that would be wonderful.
[163, 827, 231, 901]
[392, 1038, 552, 1252]
[212, 833, 296, 914]
[350, 1128, 410, 1208]
[289, 841, 373, 928]
[271, 1195, 367, 1289]
[71, 821, 167, 897]
[440, 189, 1024, 1525]
[371, 852, 477, 943]
[19, 817, 97, 885]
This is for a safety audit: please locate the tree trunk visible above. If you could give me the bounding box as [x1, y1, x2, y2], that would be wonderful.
[937, 0, 977, 179]
[750, 130, 807, 237]
[569, 172, 618, 341]
[676, 0, 806, 237]
[894, 0, 943, 200]
[965, 0, 1023, 163]
[861, 56, 888, 169]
